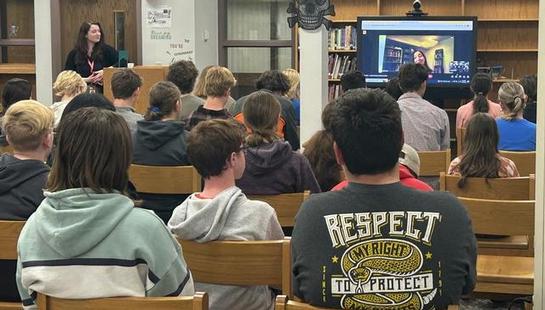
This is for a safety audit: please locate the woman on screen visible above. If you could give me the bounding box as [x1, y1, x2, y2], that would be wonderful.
[413, 50, 431, 71]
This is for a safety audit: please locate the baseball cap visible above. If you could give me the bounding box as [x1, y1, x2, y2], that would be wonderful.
[399, 144, 420, 177]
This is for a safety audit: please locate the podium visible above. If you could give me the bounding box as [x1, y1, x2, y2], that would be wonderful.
[103, 66, 169, 115]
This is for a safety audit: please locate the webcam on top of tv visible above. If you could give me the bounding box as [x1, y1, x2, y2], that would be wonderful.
[407, 0, 428, 16]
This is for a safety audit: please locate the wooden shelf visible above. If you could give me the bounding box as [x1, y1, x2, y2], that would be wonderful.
[330, 19, 357, 23]
[477, 49, 538, 52]
[328, 49, 356, 53]
[478, 18, 539, 22]
[0, 63, 36, 74]
[493, 78, 519, 83]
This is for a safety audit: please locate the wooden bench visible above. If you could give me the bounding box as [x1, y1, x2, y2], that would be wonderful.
[129, 165, 201, 194]
[439, 173, 535, 200]
[417, 149, 451, 177]
[0, 221, 25, 309]
[499, 151, 536, 176]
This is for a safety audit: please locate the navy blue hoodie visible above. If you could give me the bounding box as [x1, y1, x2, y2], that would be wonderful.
[132, 120, 190, 224]
[0, 153, 49, 302]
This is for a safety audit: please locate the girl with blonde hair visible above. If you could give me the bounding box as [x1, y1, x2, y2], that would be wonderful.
[282, 68, 301, 125]
[496, 82, 536, 151]
[51, 70, 87, 127]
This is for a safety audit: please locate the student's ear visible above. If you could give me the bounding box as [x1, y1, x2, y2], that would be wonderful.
[175, 99, 181, 112]
[132, 87, 141, 98]
[333, 142, 345, 167]
[44, 132, 54, 150]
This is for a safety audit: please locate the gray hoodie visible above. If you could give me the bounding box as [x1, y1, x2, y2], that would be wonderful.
[168, 186, 284, 310]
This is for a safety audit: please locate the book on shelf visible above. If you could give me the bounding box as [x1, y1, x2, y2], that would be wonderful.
[328, 25, 357, 50]
[328, 54, 358, 79]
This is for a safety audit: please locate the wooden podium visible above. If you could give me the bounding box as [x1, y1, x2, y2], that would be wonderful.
[103, 66, 169, 115]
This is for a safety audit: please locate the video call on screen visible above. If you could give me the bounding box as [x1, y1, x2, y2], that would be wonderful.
[357, 18, 476, 87]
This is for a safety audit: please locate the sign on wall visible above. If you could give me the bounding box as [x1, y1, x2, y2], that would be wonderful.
[142, 0, 195, 65]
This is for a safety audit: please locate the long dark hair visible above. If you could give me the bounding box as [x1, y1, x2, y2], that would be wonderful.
[457, 113, 501, 188]
[48, 108, 132, 193]
[303, 130, 342, 191]
[74, 22, 105, 65]
[243, 91, 281, 147]
[470, 73, 492, 114]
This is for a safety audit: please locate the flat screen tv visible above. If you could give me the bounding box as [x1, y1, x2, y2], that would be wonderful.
[356, 16, 477, 88]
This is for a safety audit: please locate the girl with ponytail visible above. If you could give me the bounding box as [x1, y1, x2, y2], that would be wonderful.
[456, 73, 502, 128]
[496, 82, 536, 151]
[236, 90, 320, 195]
[132, 81, 190, 223]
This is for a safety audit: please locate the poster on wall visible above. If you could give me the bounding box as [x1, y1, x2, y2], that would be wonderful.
[142, 1, 195, 65]
[147, 7, 172, 28]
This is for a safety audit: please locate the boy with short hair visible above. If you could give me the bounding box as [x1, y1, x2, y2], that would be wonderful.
[0, 100, 53, 302]
[111, 69, 143, 135]
[169, 119, 283, 310]
[185, 67, 236, 131]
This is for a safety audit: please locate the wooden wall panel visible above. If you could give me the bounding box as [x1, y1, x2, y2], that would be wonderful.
[477, 22, 538, 51]
[379, 0, 462, 16]
[464, 0, 538, 20]
[60, 0, 137, 69]
[478, 52, 537, 79]
[4, 0, 34, 63]
[331, 0, 377, 20]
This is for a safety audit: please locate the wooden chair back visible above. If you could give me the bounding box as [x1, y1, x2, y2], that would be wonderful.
[179, 238, 291, 297]
[458, 197, 534, 237]
[440, 173, 535, 200]
[456, 127, 466, 157]
[248, 192, 309, 227]
[274, 296, 459, 310]
[0, 221, 25, 309]
[0, 220, 25, 259]
[418, 149, 451, 177]
[36, 292, 208, 310]
[129, 165, 201, 194]
[499, 151, 536, 176]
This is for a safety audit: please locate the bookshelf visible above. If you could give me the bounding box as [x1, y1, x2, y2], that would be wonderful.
[315, 0, 538, 153]
[322, 0, 538, 99]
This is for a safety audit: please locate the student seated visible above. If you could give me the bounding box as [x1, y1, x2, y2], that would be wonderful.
[232, 70, 300, 150]
[133, 81, 189, 223]
[292, 88, 476, 309]
[235, 91, 320, 195]
[51, 70, 87, 127]
[0, 78, 32, 145]
[111, 69, 143, 136]
[0, 100, 53, 303]
[340, 70, 366, 93]
[332, 143, 433, 192]
[185, 66, 235, 131]
[496, 82, 536, 151]
[167, 60, 204, 120]
[168, 119, 283, 310]
[398, 63, 450, 151]
[449, 113, 519, 185]
[303, 102, 342, 192]
[16, 108, 194, 309]
[520, 74, 537, 123]
[456, 73, 502, 128]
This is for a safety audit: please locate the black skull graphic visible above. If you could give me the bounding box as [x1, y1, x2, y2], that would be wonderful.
[287, 0, 335, 30]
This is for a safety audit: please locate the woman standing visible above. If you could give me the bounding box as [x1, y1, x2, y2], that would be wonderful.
[64, 22, 118, 93]
[456, 73, 502, 128]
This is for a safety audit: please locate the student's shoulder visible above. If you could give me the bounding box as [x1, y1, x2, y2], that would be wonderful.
[125, 207, 173, 234]
[241, 196, 277, 215]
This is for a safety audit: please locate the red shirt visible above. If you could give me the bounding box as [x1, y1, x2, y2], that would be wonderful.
[331, 165, 433, 192]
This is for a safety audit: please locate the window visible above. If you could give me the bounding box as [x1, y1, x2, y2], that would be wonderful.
[219, 0, 294, 98]
[0, 0, 35, 63]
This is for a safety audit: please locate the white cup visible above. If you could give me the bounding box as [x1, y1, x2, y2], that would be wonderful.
[127, 63, 135, 68]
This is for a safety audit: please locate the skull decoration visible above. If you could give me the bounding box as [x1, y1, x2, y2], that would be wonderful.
[287, 0, 335, 31]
